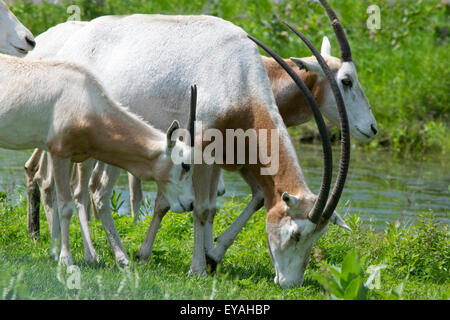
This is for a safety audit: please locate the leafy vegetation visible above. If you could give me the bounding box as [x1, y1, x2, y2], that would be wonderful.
[7, 0, 449, 155]
[312, 250, 381, 300]
[0, 192, 447, 300]
[1, 0, 448, 301]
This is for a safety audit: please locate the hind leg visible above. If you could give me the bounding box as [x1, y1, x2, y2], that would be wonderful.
[24, 149, 43, 239]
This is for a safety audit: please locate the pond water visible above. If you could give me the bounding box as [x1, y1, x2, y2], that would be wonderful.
[0, 144, 448, 230]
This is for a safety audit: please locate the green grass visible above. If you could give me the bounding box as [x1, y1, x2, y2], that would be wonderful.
[7, 0, 450, 155]
[1, 0, 448, 300]
[0, 192, 448, 300]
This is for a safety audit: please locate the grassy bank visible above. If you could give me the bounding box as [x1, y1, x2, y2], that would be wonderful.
[0, 192, 448, 300]
[8, 0, 450, 155]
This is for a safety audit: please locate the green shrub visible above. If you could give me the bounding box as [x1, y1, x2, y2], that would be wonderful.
[8, 0, 449, 154]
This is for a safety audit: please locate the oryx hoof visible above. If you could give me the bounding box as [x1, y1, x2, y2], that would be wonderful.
[50, 250, 59, 261]
[188, 267, 207, 278]
[84, 251, 100, 264]
[134, 250, 150, 263]
[114, 253, 129, 268]
[205, 253, 219, 274]
[58, 253, 74, 266]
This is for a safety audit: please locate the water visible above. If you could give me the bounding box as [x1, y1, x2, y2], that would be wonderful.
[0, 145, 448, 229]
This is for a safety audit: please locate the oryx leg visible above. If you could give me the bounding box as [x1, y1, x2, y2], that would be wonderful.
[206, 168, 264, 267]
[127, 171, 223, 222]
[189, 164, 221, 276]
[24, 149, 42, 239]
[34, 150, 61, 260]
[128, 173, 143, 222]
[217, 171, 226, 196]
[50, 155, 75, 265]
[72, 159, 99, 263]
[204, 166, 221, 253]
[135, 190, 170, 262]
[89, 162, 129, 266]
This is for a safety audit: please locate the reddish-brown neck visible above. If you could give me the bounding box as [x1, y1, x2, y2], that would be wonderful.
[263, 56, 325, 128]
[210, 97, 311, 222]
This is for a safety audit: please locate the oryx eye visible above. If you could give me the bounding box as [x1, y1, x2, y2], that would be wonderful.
[342, 78, 353, 87]
[181, 162, 190, 172]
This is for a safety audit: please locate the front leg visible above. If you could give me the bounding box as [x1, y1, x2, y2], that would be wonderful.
[189, 164, 217, 276]
[50, 155, 75, 266]
[135, 190, 169, 262]
[72, 159, 99, 263]
[127, 173, 143, 222]
[28, 150, 61, 260]
[39, 153, 60, 260]
[206, 168, 264, 268]
[204, 165, 221, 252]
[89, 162, 129, 267]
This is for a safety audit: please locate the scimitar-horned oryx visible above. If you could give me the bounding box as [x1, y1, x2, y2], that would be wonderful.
[25, 1, 372, 287]
[0, 5, 196, 266]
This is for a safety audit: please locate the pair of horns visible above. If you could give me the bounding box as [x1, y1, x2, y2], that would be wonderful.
[248, 0, 351, 224]
[319, 0, 353, 62]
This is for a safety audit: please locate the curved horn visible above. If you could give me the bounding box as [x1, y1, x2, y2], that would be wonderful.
[247, 35, 332, 224]
[282, 22, 350, 222]
[188, 85, 197, 147]
[318, 0, 352, 62]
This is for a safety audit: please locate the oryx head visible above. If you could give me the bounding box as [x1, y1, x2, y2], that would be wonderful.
[290, 16, 377, 142]
[0, 0, 35, 56]
[153, 86, 198, 213]
[267, 193, 350, 289]
[249, 0, 356, 289]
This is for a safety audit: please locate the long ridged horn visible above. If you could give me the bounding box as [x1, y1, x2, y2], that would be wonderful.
[282, 22, 350, 223]
[189, 85, 197, 147]
[318, 0, 352, 62]
[247, 35, 332, 224]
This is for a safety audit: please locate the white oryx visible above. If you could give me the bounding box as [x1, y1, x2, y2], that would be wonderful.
[0, 0, 35, 55]
[24, 1, 376, 288]
[0, 9, 196, 266]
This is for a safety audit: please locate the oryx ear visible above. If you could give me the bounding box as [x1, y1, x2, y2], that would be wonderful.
[166, 120, 180, 149]
[290, 57, 325, 78]
[321, 36, 331, 56]
[282, 192, 299, 207]
[330, 211, 352, 232]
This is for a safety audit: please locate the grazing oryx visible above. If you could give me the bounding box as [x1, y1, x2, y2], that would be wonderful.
[0, 6, 196, 266]
[27, 3, 375, 272]
[25, 1, 368, 288]
[0, 0, 35, 56]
